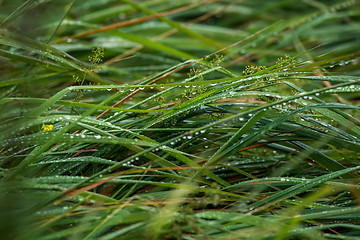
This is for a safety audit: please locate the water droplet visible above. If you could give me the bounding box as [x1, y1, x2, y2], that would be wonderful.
[94, 135, 101, 139]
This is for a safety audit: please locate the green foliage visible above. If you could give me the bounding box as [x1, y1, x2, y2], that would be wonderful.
[1, 0, 360, 240]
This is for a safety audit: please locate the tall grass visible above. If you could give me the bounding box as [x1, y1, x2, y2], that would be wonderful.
[1, 0, 360, 239]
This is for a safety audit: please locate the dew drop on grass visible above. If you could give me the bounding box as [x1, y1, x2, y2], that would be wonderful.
[94, 135, 101, 139]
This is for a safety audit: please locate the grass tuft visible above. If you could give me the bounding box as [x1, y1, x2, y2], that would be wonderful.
[1, 0, 360, 239]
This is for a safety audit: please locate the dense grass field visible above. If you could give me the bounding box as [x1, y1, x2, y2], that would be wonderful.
[1, 0, 360, 239]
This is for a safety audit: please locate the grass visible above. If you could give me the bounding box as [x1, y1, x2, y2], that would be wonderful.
[0, 0, 360, 239]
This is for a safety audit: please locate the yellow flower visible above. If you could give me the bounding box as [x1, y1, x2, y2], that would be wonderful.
[40, 124, 53, 133]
